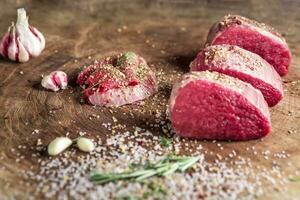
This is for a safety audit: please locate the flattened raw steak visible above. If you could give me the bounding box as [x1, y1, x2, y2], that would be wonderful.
[190, 45, 283, 106]
[206, 15, 291, 76]
[77, 52, 157, 106]
[170, 71, 271, 141]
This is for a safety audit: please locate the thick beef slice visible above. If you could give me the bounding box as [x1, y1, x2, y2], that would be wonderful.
[170, 71, 271, 141]
[190, 45, 283, 106]
[206, 15, 291, 76]
[77, 52, 157, 106]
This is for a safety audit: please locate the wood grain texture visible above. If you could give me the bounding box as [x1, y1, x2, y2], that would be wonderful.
[0, 0, 299, 199]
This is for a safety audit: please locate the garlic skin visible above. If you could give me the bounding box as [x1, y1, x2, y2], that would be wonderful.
[41, 71, 68, 92]
[0, 8, 45, 62]
[77, 138, 95, 152]
[48, 137, 72, 156]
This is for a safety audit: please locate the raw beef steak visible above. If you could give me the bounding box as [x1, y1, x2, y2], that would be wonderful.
[190, 45, 283, 106]
[77, 52, 157, 106]
[206, 15, 291, 76]
[170, 71, 271, 141]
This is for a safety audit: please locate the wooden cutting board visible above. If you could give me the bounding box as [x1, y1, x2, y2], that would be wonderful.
[0, 0, 299, 199]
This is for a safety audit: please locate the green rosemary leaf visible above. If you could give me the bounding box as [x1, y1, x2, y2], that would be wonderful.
[160, 136, 172, 148]
[161, 163, 179, 176]
[178, 157, 200, 172]
[289, 177, 300, 182]
[116, 195, 141, 200]
[136, 170, 158, 181]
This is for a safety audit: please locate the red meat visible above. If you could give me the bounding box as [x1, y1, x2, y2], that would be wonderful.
[190, 45, 283, 106]
[206, 15, 291, 76]
[77, 52, 157, 106]
[170, 71, 271, 141]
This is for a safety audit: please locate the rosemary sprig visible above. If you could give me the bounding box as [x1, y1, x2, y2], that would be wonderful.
[159, 136, 172, 148]
[289, 177, 300, 182]
[91, 155, 200, 184]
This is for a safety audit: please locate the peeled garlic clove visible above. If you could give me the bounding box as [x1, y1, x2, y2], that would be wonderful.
[0, 8, 45, 62]
[48, 137, 72, 156]
[41, 71, 68, 91]
[77, 138, 95, 152]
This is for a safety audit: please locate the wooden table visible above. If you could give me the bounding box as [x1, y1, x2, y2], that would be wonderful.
[0, 0, 299, 199]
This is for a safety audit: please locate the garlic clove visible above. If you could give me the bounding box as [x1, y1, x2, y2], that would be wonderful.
[48, 137, 72, 156]
[0, 8, 45, 62]
[30, 26, 46, 50]
[0, 32, 9, 57]
[6, 24, 29, 63]
[77, 137, 95, 152]
[41, 71, 68, 91]
[17, 37, 30, 62]
[7, 25, 18, 61]
[41, 75, 59, 92]
[51, 71, 68, 90]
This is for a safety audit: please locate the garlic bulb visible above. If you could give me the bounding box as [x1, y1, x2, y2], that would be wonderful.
[41, 71, 68, 91]
[48, 137, 72, 156]
[0, 8, 45, 62]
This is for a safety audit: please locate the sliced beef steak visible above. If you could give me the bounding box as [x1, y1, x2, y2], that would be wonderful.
[190, 45, 283, 106]
[77, 52, 157, 106]
[170, 71, 271, 141]
[206, 15, 291, 76]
